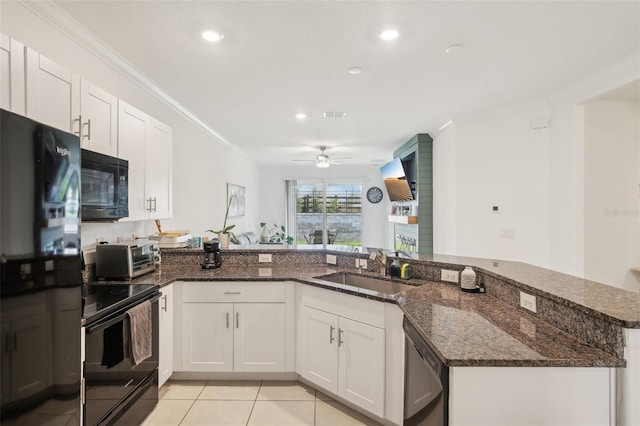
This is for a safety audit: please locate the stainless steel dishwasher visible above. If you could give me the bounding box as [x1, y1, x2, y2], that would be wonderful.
[403, 317, 449, 426]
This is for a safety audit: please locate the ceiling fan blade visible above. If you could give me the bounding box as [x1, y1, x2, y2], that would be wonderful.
[292, 159, 316, 162]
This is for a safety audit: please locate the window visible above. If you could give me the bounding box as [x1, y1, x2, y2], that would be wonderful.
[291, 180, 362, 246]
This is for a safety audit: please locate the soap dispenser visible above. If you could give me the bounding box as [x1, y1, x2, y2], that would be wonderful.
[389, 252, 402, 278]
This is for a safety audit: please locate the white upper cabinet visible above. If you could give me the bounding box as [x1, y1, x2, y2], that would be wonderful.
[25, 47, 79, 133]
[118, 100, 148, 220]
[79, 79, 118, 156]
[24, 47, 118, 158]
[146, 118, 173, 219]
[1, 34, 25, 115]
[118, 100, 173, 220]
[11, 34, 173, 221]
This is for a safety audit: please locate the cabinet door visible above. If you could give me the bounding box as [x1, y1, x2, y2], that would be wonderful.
[182, 302, 233, 372]
[118, 100, 148, 220]
[11, 314, 51, 402]
[234, 303, 285, 372]
[25, 48, 79, 133]
[80, 79, 117, 156]
[337, 317, 385, 417]
[146, 118, 172, 219]
[1, 34, 25, 114]
[298, 306, 338, 394]
[159, 284, 174, 386]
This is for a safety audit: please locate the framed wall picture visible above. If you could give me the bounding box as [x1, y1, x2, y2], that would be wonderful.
[227, 183, 245, 217]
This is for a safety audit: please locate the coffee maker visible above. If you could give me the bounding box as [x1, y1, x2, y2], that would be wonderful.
[202, 239, 222, 269]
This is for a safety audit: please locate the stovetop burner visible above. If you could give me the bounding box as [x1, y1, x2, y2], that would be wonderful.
[83, 283, 158, 324]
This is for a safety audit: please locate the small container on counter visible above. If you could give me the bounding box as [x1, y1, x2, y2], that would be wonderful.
[389, 254, 402, 278]
[460, 266, 477, 292]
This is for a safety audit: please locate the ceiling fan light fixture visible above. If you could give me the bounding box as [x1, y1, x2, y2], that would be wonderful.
[316, 160, 330, 168]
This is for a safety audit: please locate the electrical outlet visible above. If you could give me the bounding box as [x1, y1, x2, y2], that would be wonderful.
[441, 269, 459, 283]
[326, 254, 337, 265]
[258, 254, 272, 263]
[357, 259, 367, 269]
[520, 291, 537, 313]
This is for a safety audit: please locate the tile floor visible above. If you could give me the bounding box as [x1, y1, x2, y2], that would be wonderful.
[142, 380, 381, 426]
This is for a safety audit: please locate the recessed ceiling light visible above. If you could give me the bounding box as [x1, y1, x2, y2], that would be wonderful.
[295, 113, 307, 120]
[445, 44, 464, 54]
[379, 29, 399, 41]
[202, 31, 224, 42]
[347, 67, 362, 75]
[323, 112, 346, 118]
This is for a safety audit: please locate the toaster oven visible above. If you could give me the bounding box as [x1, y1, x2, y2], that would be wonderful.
[95, 240, 159, 279]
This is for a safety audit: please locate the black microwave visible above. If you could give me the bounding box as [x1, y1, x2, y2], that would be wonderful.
[81, 149, 128, 221]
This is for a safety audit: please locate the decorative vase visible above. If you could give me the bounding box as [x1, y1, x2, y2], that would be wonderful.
[260, 226, 270, 243]
[460, 266, 477, 292]
[218, 233, 230, 249]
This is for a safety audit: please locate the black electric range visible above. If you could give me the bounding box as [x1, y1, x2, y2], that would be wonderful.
[82, 283, 159, 326]
[82, 283, 160, 425]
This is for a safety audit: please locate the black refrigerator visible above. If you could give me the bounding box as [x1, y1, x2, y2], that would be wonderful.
[1, 109, 83, 424]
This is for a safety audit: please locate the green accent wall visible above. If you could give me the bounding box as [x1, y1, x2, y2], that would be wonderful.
[393, 133, 433, 253]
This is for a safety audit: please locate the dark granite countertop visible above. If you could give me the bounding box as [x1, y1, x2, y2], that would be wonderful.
[107, 263, 624, 368]
[190, 246, 640, 328]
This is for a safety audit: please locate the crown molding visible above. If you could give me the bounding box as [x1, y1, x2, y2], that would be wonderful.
[18, 0, 234, 148]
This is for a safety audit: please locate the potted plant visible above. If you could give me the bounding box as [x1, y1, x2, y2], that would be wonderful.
[207, 196, 236, 249]
[259, 222, 293, 245]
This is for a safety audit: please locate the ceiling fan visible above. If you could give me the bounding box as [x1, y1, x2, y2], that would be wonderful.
[292, 146, 351, 168]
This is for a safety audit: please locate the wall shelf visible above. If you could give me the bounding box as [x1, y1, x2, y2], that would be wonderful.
[388, 215, 418, 224]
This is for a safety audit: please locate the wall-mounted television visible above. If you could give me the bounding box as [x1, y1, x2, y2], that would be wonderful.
[380, 157, 414, 202]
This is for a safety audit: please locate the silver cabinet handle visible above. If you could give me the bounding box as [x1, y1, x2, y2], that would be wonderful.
[224, 291, 241, 295]
[73, 115, 82, 136]
[147, 197, 158, 212]
[338, 328, 344, 347]
[226, 312, 230, 329]
[329, 325, 335, 344]
[236, 312, 239, 329]
[83, 118, 91, 140]
[162, 295, 167, 312]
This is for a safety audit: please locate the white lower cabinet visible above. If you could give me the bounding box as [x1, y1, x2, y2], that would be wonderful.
[158, 284, 174, 387]
[179, 282, 288, 373]
[297, 286, 386, 418]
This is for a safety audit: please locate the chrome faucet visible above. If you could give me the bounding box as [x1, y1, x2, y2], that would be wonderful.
[369, 249, 388, 276]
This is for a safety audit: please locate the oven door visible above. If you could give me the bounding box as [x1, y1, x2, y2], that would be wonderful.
[81, 149, 128, 221]
[83, 293, 159, 425]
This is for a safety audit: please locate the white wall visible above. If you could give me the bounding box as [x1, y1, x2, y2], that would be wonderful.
[547, 53, 640, 278]
[0, 2, 260, 248]
[258, 164, 391, 249]
[583, 100, 640, 292]
[433, 125, 457, 255]
[450, 101, 552, 267]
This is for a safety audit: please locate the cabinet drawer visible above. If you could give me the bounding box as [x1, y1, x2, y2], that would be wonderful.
[300, 284, 385, 328]
[182, 281, 286, 303]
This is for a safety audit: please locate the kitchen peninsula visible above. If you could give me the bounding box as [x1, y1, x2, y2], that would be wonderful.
[112, 245, 640, 426]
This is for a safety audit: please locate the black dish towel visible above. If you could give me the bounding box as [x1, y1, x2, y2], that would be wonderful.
[101, 322, 124, 368]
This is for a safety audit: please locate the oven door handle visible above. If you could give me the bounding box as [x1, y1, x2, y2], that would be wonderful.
[85, 293, 161, 335]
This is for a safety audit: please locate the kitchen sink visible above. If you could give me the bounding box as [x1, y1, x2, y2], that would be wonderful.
[314, 272, 417, 295]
